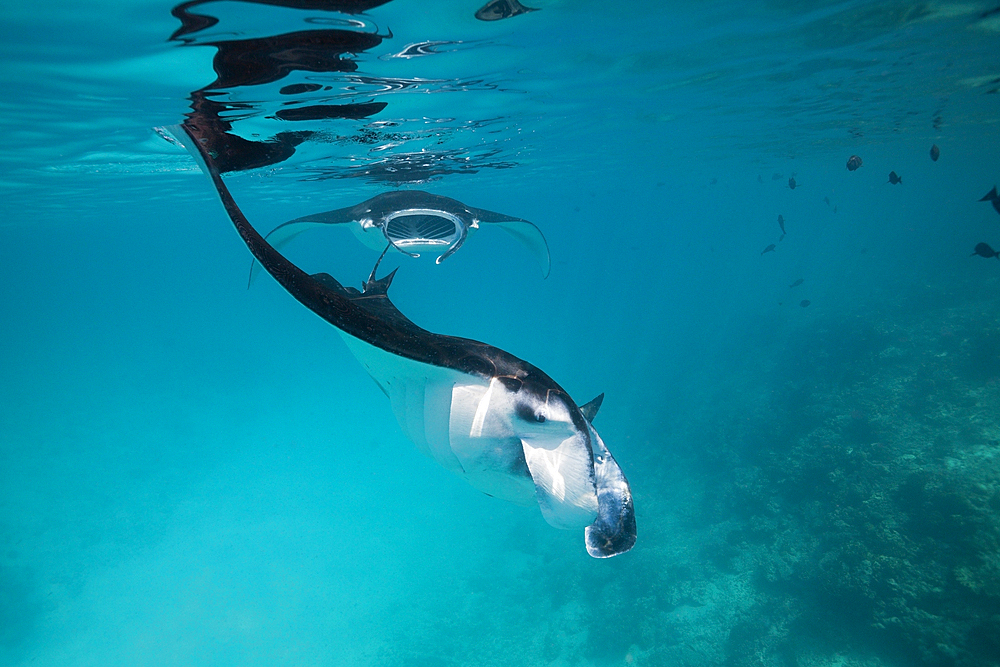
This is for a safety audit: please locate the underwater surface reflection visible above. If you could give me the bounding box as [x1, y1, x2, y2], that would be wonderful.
[1, 1, 1000, 666]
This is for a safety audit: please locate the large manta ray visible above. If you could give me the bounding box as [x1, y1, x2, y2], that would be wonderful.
[248, 190, 551, 287]
[166, 124, 635, 558]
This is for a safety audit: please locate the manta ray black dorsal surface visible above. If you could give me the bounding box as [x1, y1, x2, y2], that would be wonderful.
[171, 122, 520, 377]
[168, 122, 636, 558]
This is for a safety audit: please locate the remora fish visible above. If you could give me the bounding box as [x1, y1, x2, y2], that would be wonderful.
[165, 124, 636, 558]
[249, 191, 551, 286]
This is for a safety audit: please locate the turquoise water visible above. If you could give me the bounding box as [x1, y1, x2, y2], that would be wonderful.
[2, 1, 1000, 665]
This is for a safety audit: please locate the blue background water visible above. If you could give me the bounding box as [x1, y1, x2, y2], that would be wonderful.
[2, 1, 1000, 666]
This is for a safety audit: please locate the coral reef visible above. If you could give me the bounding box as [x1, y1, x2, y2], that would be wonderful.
[660, 300, 1000, 667]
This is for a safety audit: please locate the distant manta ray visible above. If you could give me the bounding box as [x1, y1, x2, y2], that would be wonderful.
[248, 190, 551, 287]
[164, 124, 636, 558]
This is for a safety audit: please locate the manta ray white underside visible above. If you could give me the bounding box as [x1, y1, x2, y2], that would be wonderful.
[162, 122, 635, 557]
[340, 332, 601, 530]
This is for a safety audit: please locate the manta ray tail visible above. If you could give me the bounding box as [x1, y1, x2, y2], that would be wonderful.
[365, 244, 392, 287]
[364, 258, 398, 295]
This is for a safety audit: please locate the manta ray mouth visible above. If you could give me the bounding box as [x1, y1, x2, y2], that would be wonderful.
[383, 209, 463, 249]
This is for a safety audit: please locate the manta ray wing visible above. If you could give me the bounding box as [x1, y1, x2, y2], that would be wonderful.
[164, 122, 635, 557]
[247, 219, 329, 287]
[491, 220, 551, 278]
[465, 205, 550, 278]
[248, 204, 375, 287]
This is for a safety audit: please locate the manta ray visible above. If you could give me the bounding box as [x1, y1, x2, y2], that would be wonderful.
[247, 191, 551, 287]
[166, 124, 635, 558]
